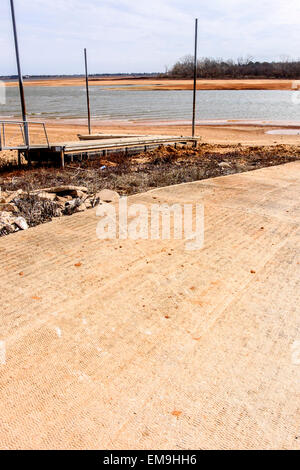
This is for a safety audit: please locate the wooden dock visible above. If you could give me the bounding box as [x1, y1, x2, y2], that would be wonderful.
[18, 135, 199, 167]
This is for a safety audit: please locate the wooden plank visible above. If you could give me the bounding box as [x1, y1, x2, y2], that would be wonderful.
[63, 136, 197, 154]
[19, 135, 199, 164]
[78, 134, 142, 141]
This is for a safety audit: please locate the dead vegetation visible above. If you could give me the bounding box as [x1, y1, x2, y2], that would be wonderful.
[13, 194, 61, 228]
[1, 143, 299, 194]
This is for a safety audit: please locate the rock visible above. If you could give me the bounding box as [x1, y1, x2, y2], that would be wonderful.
[14, 217, 29, 231]
[0, 222, 15, 234]
[0, 211, 16, 225]
[65, 198, 81, 208]
[0, 191, 9, 203]
[64, 198, 82, 215]
[56, 195, 68, 203]
[72, 190, 85, 198]
[84, 199, 93, 209]
[76, 199, 93, 212]
[0, 211, 19, 234]
[34, 185, 88, 197]
[76, 203, 88, 212]
[90, 195, 101, 207]
[57, 195, 73, 202]
[235, 163, 247, 171]
[36, 191, 57, 201]
[5, 189, 23, 203]
[54, 208, 63, 217]
[218, 161, 231, 168]
[96, 189, 120, 204]
[0, 203, 19, 213]
[55, 196, 69, 208]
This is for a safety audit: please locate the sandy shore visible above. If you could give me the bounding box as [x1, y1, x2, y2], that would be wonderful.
[25, 120, 300, 145]
[2, 76, 299, 161]
[4, 77, 299, 91]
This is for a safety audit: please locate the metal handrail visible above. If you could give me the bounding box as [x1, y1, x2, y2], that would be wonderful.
[0, 120, 50, 151]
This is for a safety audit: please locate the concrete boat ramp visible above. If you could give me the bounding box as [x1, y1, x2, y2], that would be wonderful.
[0, 162, 299, 449]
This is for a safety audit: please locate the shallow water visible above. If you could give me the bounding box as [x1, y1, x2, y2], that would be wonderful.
[1, 86, 300, 123]
[266, 129, 300, 135]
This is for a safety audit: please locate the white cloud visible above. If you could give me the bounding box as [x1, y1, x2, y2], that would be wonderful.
[0, 0, 299, 75]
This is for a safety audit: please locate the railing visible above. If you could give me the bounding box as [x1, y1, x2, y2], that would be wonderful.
[0, 120, 50, 151]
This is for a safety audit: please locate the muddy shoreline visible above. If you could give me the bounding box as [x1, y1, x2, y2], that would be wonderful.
[3, 77, 298, 90]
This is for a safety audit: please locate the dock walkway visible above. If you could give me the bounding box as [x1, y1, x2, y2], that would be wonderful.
[16, 135, 198, 167]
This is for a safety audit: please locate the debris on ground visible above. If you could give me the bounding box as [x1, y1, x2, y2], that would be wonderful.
[0, 185, 119, 236]
[0, 211, 28, 236]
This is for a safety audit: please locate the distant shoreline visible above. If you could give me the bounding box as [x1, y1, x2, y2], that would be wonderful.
[3, 78, 298, 91]
[38, 118, 300, 128]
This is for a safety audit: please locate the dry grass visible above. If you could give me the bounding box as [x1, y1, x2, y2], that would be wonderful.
[13, 194, 61, 228]
[1, 144, 299, 195]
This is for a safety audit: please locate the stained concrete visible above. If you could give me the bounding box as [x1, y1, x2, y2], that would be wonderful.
[0, 162, 299, 449]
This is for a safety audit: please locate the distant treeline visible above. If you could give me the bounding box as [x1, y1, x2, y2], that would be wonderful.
[165, 56, 300, 79]
[0, 72, 159, 80]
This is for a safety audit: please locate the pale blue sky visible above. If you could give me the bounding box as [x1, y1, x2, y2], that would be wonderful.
[0, 0, 299, 75]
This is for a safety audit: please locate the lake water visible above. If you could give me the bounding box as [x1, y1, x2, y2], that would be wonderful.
[1, 86, 300, 123]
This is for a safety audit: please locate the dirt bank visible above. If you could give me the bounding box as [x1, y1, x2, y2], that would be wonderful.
[4, 77, 299, 90]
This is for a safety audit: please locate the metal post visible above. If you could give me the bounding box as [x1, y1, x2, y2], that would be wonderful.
[60, 149, 65, 169]
[2, 123, 5, 148]
[10, 0, 29, 147]
[84, 48, 91, 135]
[43, 123, 50, 148]
[192, 18, 198, 138]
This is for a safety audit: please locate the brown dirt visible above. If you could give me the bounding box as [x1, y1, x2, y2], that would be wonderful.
[4, 77, 298, 90]
[1, 142, 299, 191]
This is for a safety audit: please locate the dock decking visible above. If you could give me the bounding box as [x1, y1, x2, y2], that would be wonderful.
[17, 135, 199, 167]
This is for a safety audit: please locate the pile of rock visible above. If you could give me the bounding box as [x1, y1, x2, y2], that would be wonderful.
[0, 186, 120, 236]
[0, 189, 29, 235]
[30, 185, 93, 216]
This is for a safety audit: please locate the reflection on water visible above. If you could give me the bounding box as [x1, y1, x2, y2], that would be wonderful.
[266, 129, 300, 135]
[1, 86, 300, 122]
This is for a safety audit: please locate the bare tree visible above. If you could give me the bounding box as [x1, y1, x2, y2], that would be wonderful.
[166, 55, 300, 79]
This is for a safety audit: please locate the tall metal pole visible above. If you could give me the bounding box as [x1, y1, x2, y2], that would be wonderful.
[84, 48, 91, 135]
[10, 0, 29, 147]
[192, 18, 198, 138]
